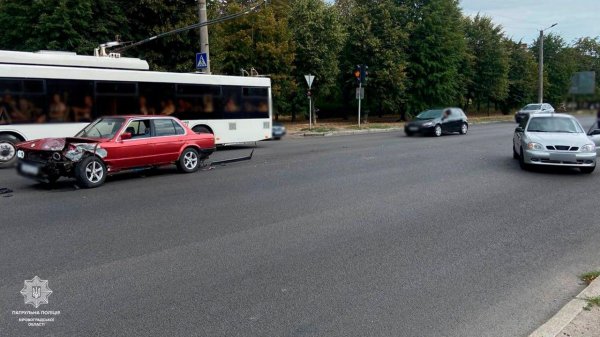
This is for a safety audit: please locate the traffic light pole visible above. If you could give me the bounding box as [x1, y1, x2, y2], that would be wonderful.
[358, 81, 362, 129]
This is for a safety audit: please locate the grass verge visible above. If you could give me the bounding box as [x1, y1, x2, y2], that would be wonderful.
[580, 271, 600, 285]
[301, 127, 338, 133]
[584, 296, 600, 311]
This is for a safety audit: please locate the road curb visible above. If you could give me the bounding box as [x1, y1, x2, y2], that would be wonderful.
[528, 277, 600, 337]
[292, 119, 514, 138]
[299, 127, 404, 137]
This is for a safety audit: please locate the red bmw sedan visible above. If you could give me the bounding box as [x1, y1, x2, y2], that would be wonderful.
[16, 116, 215, 188]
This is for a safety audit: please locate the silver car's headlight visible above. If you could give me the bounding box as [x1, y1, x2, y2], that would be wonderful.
[527, 142, 543, 150]
[581, 144, 595, 153]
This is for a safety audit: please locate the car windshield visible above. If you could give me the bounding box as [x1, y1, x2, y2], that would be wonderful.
[522, 104, 542, 111]
[75, 118, 125, 139]
[527, 117, 583, 133]
[416, 109, 443, 120]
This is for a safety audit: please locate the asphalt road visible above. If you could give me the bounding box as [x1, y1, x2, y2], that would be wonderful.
[1, 117, 600, 337]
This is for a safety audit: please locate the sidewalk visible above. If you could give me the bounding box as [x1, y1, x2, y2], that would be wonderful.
[529, 276, 600, 337]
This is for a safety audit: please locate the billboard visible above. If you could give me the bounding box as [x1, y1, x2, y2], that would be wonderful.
[569, 71, 596, 95]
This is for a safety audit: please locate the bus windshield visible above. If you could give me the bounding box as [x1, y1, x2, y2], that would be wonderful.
[75, 118, 125, 139]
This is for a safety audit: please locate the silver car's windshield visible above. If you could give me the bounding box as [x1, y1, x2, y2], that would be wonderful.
[76, 118, 125, 139]
[527, 117, 583, 133]
[416, 109, 443, 120]
[523, 104, 542, 111]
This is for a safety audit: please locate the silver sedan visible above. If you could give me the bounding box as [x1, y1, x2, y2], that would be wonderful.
[513, 113, 597, 173]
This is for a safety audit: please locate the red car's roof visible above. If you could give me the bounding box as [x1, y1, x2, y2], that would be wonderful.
[102, 115, 180, 120]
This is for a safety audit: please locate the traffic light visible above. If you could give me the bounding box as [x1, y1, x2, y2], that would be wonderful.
[354, 64, 368, 85]
[354, 65, 362, 84]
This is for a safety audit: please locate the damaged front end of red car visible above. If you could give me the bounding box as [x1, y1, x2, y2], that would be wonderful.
[16, 138, 107, 184]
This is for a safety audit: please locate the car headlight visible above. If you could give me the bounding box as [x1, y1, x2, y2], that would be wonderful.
[17, 150, 25, 159]
[423, 122, 434, 127]
[581, 144, 595, 153]
[527, 142, 543, 150]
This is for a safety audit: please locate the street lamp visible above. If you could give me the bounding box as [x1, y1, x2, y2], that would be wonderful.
[538, 23, 558, 103]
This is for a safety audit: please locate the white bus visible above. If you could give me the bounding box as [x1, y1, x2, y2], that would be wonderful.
[0, 50, 273, 167]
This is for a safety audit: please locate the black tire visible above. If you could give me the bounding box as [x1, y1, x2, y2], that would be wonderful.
[518, 147, 529, 170]
[74, 156, 107, 188]
[513, 146, 519, 159]
[405, 131, 414, 137]
[580, 166, 595, 174]
[433, 125, 442, 137]
[0, 134, 20, 168]
[177, 148, 200, 173]
[460, 123, 468, 135]
[274, 137, 281, 140]
[192, 125, 212, 134]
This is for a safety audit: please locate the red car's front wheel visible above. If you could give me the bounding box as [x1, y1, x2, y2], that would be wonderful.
[75, 156, 107, 188]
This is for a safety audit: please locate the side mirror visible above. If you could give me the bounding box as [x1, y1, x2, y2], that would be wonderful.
[120, 132, 132, 141]
[589, 129, 600, 136]
[515, 127, 524, 133]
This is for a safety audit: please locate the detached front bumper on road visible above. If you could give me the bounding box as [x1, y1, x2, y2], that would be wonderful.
[523, 149, 597, 167]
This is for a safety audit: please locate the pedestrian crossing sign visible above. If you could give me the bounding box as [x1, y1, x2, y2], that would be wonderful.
[196, 53, 208, 69]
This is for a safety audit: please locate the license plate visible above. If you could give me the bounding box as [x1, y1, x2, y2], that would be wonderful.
[409, 126, 418, 131]
[20, 162, 39, 175]
[550, 153, 576, 162]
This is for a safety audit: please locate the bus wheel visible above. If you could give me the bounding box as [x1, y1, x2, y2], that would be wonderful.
[0, 134, 20, 168]
[192, 125, 212, 134]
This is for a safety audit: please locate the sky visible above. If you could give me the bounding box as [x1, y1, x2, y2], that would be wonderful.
[460, 0, 599, 45]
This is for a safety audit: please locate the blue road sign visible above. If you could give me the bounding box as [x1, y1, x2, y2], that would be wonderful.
[196, 53, 208, 70]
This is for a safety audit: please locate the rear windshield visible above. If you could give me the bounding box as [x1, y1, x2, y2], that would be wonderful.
[522, 104, 542, 111]
[527, 117, 583, 133]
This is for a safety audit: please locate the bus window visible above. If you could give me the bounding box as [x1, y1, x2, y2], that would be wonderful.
[174, 84, 222, 120]
[138, 82, 176, 116]
[46, 79, 95, 123]
[95, 81, 137, 117]
[242, 87, 269, 119]
[0, 79, 46, 124]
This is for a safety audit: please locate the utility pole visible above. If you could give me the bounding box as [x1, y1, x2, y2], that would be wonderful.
[198, 0, 211, 74]
[538, 30, 544, 104]
[538, 23, 557, 104]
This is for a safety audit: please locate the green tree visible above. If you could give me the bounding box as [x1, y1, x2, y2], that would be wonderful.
[502, 40, 537, 113]
[406, 0, 466, 115]
[0, 0, 126, 54]
[288, 0, 345, 98]
[463, 14, 509, 113]
[338, 0, 409, 118]
[531, 33, 577, 106]
[210, 0, 296, 115]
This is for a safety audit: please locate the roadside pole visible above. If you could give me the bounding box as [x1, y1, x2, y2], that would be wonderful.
[305, 74, 315, 130]
[358, 81, 362, 129]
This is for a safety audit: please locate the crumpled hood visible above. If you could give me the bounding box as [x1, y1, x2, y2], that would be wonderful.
[18, 137, 100, 151]
[527, 132, 592, 146]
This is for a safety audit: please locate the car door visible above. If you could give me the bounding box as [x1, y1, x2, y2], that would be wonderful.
[514, 116, 528, 154]
[441, 109, 453, 132]
[107, 119, 154, 170]
[148, 118, 185, 164]
[450, 108, 463, 132]
[587, 126, 600, 156]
